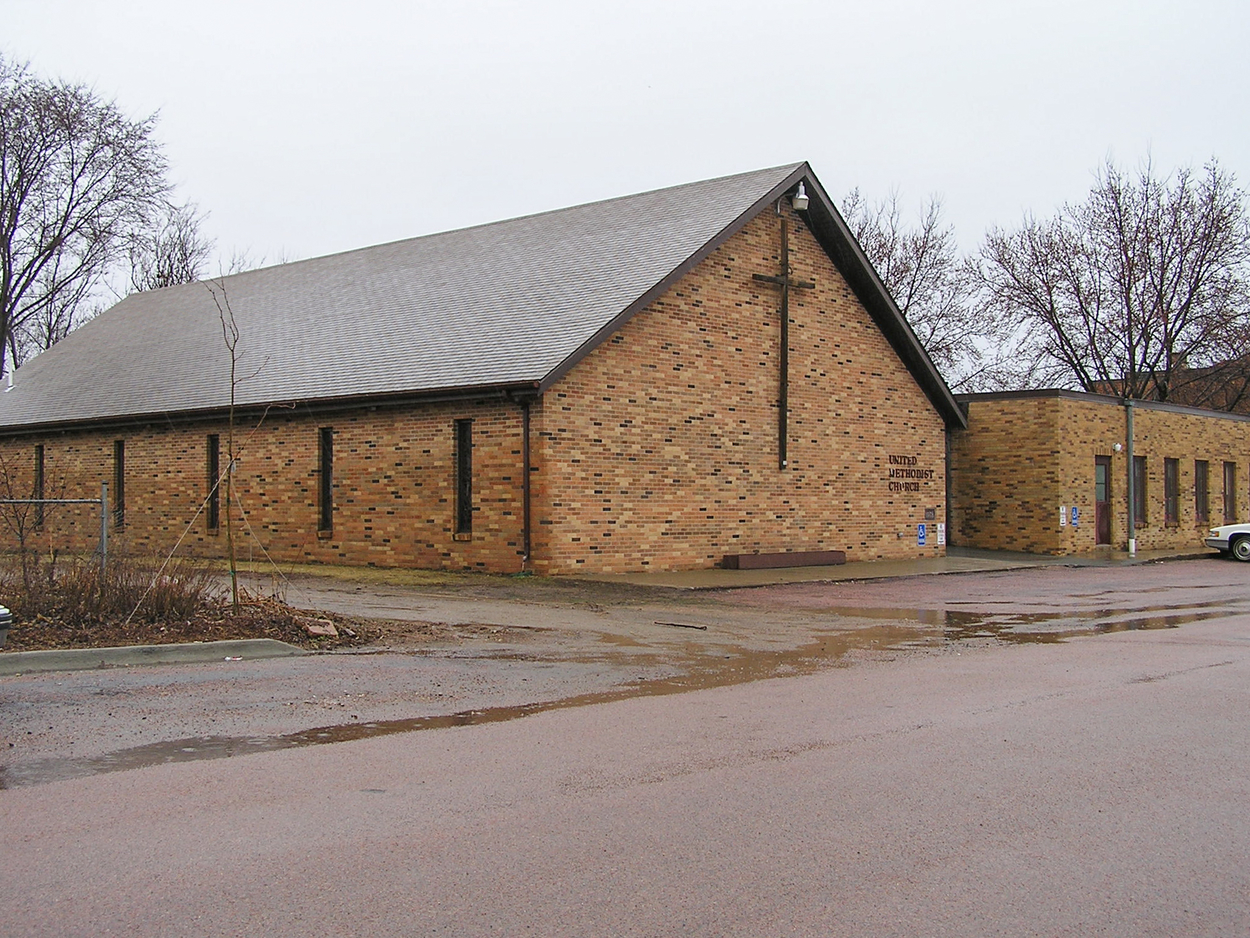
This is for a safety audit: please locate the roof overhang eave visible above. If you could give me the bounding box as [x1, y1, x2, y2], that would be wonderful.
[536, 164, 813, 395]
[0, 380, 544, 438]
[796, 173, 967, 430]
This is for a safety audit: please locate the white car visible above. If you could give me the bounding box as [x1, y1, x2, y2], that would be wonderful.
[1205, 523, 1250, 562]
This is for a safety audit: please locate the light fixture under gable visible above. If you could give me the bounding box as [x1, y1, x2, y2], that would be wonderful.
[791, 182, 809, 211]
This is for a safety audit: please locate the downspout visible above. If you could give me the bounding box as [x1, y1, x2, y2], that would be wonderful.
[944, 425, 953, 548]
[521, 399, 532, 571]
[1125, 398, 1136, 557]
[778, 218, 790, 470]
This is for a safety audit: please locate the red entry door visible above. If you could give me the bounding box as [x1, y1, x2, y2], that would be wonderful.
[1095, 456, 1112, 545]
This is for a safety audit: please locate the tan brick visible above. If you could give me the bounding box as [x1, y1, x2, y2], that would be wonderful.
[951, 393, 1250, 554]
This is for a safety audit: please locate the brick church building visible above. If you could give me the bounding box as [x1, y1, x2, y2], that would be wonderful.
[0, 163, 964, 574]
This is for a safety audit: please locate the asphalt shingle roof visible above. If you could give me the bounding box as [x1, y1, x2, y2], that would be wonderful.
[0, 162, 965, 430]
[0, 164, 808, 430]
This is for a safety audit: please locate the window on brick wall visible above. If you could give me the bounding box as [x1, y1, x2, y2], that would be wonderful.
[1195, 460, 1209, 524]
[206, 434, 220, 532]
[33, 444, 44, 530]
[1133, 455, 1147, 527]
[455, 419, 473, 536]
[113, 439, 125, 529]
[1164, 458, 1179, 525]
[1224, 461, 1237, 523]
[318, 427, 334, 533]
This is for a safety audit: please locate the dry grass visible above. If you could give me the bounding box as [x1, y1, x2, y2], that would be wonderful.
[0, 551, 378, 652]
[0, 551, 219, 625]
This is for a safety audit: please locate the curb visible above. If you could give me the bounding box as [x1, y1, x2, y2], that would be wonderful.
[1116, 551, 1214, 565]
[575, 549, 1216, 590]
[0, 639, 306, 677]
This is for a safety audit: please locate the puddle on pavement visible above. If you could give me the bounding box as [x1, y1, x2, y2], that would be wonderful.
[824, 600, 1243, 645]
[3, 598, 1247, 789]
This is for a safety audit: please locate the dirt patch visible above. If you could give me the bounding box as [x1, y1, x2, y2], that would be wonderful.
[2, 594, 544, 654]
[2, 596, 372, 653]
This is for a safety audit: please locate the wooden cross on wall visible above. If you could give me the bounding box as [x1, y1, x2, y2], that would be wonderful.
[753, 217, 814, 470]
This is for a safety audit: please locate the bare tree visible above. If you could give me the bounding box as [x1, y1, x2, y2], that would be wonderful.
[205, 277, 272, 614]
[206, 280, 244, 613]
[16, 255, 101, 355]
[220, 246, 292, 276]
[0, 55, 170, 373]
[127, 200, 213, 293]
[841, 189, 990, 388]
[976, 157, 1250, 405]
[0, 449, 64, 596]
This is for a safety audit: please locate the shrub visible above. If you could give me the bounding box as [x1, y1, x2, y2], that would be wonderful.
[0, 550, 220, 628]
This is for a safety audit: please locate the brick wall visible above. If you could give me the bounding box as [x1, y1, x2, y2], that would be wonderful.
[947, 396, 1061, 553]
[0, 399, 529, 572]
[530, 205, 948, 573]
[951, 392, 1250, 554]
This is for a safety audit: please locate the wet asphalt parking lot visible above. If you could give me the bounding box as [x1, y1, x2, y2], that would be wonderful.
[3, 557, 1248, 787]
[1, 557, 1249, 935]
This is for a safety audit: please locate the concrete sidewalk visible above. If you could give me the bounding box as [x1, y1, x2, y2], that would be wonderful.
[0, 638, 304, 677]
[573, 546, 1214, 589]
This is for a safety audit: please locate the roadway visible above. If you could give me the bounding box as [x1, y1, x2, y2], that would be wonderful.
[1, 560, 1248, 936]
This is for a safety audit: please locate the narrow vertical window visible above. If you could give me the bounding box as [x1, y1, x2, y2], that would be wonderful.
[455, 419, 473, 535]
[1195, 460, 1209, 524]
[318, 427, 333, 533]
[1132, 455, 1147, 527]
[1164, 458, 1178, 525]
[1224, 461, 1237, 523]
[206, 434, 220, 531]
[33, 444, 45, 530]
[113, 439, 125, 528]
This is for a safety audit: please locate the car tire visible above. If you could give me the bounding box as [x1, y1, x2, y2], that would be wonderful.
[1232, 537, 1250, 562]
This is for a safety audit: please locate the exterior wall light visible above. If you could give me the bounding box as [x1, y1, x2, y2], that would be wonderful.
[792, 182, 809, 211]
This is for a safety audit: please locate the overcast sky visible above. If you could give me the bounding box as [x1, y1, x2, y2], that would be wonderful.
[7, 0, 1248, 270]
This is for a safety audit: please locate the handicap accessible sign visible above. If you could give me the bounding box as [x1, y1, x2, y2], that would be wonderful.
[918, 523, 927, 546]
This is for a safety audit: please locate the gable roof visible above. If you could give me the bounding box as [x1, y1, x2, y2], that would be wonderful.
[0, 162, 965, 432]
